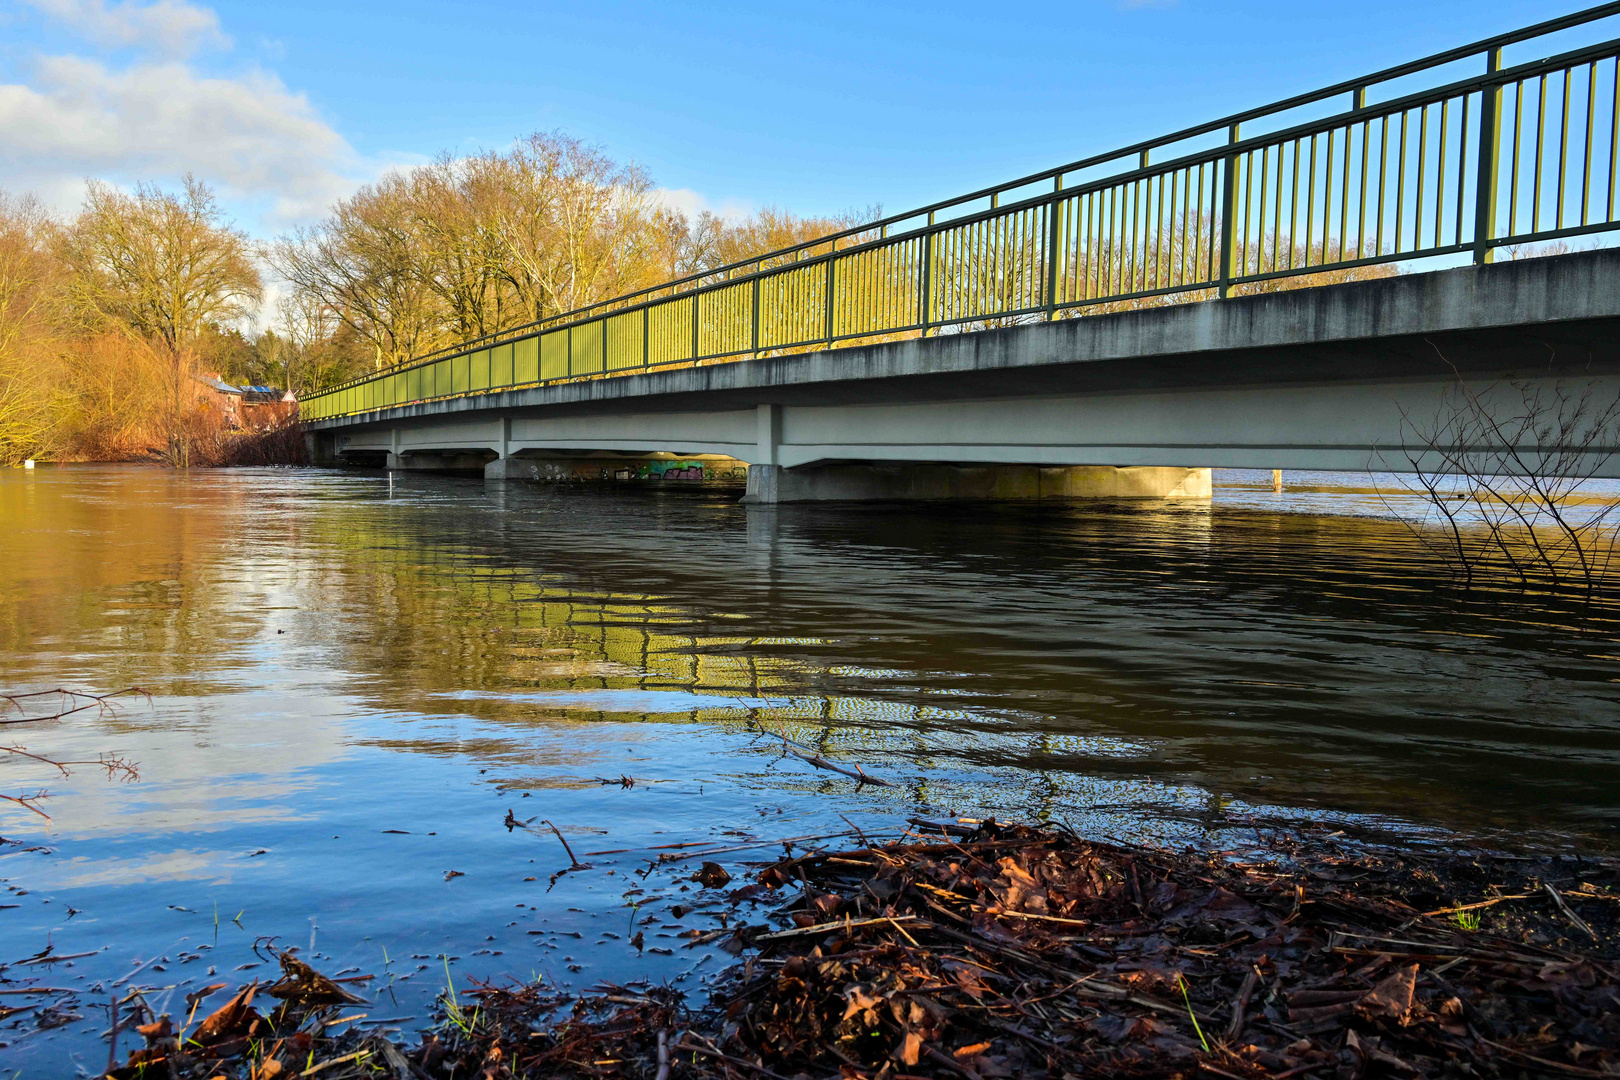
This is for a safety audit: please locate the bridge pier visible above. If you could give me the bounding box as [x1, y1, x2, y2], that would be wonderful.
[741, 463, 1211, 503]
[305, 431, 337, 466]
[387, 450, 494, 472]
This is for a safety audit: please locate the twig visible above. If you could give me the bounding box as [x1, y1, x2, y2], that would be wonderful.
[541, 820, 586, 869]
[106, 994, 118, 1076]
[781, 736, 892, 786]
[1543, 883, 1597, 939]
[837, 813, 872, 848]
[1415, 893, 1538, 919]
[675, 1037, 795, 1080]
[924, 1043, 984, 1080]
[0, 688, 148, 727]
[111, 953, 163, 987]
[655, 830, 865, 863]
[1224, 969, 1258, 1043]
[761, 727, 893, 786]
[16, 948, 101, 966]
[302, 1049, 372, 1076]
[1480, 1037, 1613, 1077]
[654, 1028, 670, 1080]
[976, 909, 1091, 928]
[754, 915, 925, 942]
[885, 916, 921, 947]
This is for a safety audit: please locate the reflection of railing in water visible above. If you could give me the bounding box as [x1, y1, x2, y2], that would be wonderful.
[303, 7, 1620, 422]
[330, 532, 1056, 762]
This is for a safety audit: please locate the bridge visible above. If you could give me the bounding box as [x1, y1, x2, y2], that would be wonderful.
[303, 7, 1620, 501]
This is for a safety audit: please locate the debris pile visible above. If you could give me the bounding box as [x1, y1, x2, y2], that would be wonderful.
[107, 948, 394, 1080]
[700, 818, 1620, 1078]
[108, 817, 1620, 1078]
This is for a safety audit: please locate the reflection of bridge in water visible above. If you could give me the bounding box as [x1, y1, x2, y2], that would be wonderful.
[324, 504, 1218, 821]
[305, 9, 1620, 502]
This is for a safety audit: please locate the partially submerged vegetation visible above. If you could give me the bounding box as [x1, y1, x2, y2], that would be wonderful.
[102, 817, 1618, 1078]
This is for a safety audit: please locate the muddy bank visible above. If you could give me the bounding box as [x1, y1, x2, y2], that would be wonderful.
[91, 816, 1620, 1079]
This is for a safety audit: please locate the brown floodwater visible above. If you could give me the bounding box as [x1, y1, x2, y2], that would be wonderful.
[0, 464, 1616, 1070]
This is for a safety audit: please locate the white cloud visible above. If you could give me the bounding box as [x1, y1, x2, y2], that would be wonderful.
[23, 0, 229, 58]
[653, 186, 754, 224]
[0, 0, 382, 236]
[0, 53, 367, 229]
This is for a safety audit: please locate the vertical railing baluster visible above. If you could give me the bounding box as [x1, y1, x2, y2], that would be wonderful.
[1533, 75, 1547, 231]
[1474, 47, 1504, 263]
[825, 250, 837, 346]
[1609, 57, 1619, 223]
[1582, 62, 1597, 226]
[1557, 68, 1572, 229]
[1045, 178, 1063, 318]
[920, 212, 934, 334]
[1218, 124, 1240, 298]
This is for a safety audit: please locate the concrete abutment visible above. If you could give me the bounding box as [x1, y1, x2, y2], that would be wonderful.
[741, 464, 1211, 503]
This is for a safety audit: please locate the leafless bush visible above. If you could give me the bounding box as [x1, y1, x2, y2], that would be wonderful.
[190, 417, 309, 467]
[1381, 363, 1620, 595]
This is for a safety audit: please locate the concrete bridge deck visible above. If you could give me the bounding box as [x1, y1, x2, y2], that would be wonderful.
[307, 250, 1620, 500]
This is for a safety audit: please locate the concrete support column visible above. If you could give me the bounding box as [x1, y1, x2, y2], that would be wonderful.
[305, 431, 337, 465]
[741, 404, 784, 505]
[484, 456, 539, 481]
[743, 464, 781, 504]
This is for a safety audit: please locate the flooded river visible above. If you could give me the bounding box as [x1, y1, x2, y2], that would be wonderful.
[2, 465, 1617, 1070]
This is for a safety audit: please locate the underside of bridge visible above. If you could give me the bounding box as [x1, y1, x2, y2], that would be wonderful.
[308, 250, 1620, 502]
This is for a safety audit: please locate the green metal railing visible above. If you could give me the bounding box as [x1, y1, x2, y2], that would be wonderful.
[303, 5, 1620, 422]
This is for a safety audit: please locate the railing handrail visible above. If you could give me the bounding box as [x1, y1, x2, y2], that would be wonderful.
[306, 3, 1620, 405]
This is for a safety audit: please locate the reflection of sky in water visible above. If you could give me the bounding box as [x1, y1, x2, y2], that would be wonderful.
[436, 688, 793, 712]
[1216, 467, 1620, 525]
[0, 465, 1616, 1069]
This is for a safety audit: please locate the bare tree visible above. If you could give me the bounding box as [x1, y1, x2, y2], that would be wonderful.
[58, 176, 261, 465]
[274, 132, 869, 378]
[484, 132, 659, 319]
[0, 194, 66, 464]
[1382, 360, 1620, 596]
[271, 174, 442, 371]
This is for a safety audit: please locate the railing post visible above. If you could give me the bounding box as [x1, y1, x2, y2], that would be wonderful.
[567, 326, 574, 377]
[1473, 46, 1504, 264]
[751, 275, 761, 358]
[1218, 123, 1241, 298]
[642, 306, 649, 370]
[691, 293, 700, 362]
[919, 212, 934, 335]
[825, 250, 837, 347]
[1045, 177, 1064, 320]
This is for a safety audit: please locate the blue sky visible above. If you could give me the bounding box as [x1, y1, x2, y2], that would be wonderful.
[0, 0, 1599, 236]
